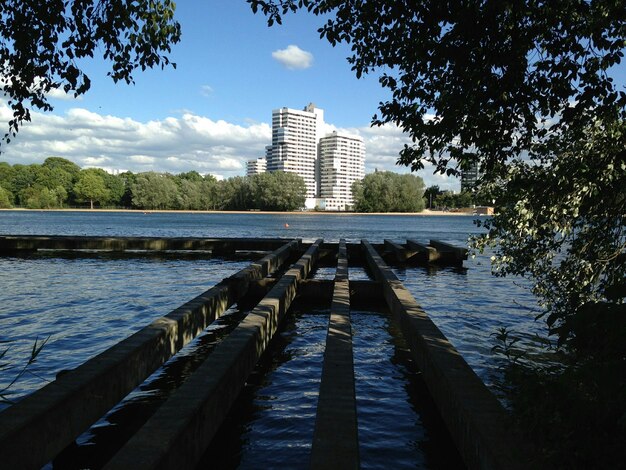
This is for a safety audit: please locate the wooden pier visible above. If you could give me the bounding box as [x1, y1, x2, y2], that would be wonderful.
[0, 236, 536, 469]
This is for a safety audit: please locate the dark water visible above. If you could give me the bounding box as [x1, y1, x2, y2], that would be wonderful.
[0, 209, 477, 243]
[0, 210, 547, 468]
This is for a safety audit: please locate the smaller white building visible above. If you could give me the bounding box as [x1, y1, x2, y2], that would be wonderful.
[246, 157, 267, 176]
[318, 131, 365, 211]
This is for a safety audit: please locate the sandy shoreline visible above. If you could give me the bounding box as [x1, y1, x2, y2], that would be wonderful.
[0, 208, 472, 216]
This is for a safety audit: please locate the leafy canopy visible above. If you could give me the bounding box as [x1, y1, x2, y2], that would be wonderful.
[249, 0, 626, 345]
[0, 0, 181, 143]
[249, 0, 626, 174]
[352, 171, 425, 213]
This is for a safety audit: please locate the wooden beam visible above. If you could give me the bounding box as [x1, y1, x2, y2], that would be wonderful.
[104, 240, 323, 470]
[406, 239, 440, 262]
[0, 236, 297, 254]
[311, 239, 359, 469]
[429, 239, 468, 263]
[362, 240, 537, 470]
[384, 239, 413, 262]
[0, 240, 300, 470]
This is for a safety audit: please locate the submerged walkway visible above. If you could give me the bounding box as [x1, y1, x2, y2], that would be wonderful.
[0, 236, 536, 469]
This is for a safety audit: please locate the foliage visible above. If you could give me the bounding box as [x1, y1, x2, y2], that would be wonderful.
[423, 185, 441, 209]
[493, 342, 626, 469]
[0, 185, 12, 208]
[74, 169, 110, 209]
[0, 0, 181, 144]
[249, 0, 626, 344]
[352, 171, 425, 213]
[22, 185, 67, 209]
[248, 171, 307, 211]
[434, 191, 475, 210]
[474, 121, 626, 347]
[131, 172, 179, 210]
[0, 336, 49, 404]
[0, 160, 310, 211]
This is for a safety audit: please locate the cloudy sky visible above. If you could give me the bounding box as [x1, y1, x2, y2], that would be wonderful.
[0, 3, 456, 189]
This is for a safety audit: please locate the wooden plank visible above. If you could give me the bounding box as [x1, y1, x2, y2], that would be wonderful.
[0, 235, 296, 253]
[105, 239, 323, 470]
[406, 239, 440, 262]
[0, 240, 300, 470]
[429, 239, 468, 262]
[362, 240, 537, 470]
[384, 239, 412, 262]
[311, 239, 359, 469]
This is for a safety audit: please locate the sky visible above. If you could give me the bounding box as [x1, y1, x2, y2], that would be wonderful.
[0, 2, 460, 190]
[4, 4, 623, 191]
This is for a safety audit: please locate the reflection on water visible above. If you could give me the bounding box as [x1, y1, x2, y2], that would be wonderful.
[51, 308, 246, 469]
[0, 255, 248, 408]
[199, 307, 327, 469]
[352, 311, 464, 469]
[200, 307, 463, 469]
[0, 211, 552, 467]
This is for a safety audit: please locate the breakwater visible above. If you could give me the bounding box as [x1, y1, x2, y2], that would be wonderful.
[0, 236, 540, 469]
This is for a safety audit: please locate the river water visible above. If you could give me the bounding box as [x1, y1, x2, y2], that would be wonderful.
[0, 210, 549, 469]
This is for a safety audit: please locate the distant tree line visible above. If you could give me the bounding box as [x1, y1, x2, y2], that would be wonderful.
[351, 171, 426, 212]
[423, 185, 493, 210]
[0, 158, 306, 211]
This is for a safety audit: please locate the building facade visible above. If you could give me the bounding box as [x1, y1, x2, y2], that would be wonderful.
[246, 157, 266, 176]
[265, 103, 324, 200]
[460, 162, 481, 192]
[318, 131, 365, 211]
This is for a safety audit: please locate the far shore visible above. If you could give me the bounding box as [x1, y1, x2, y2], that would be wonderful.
[0, 208, 474, 216]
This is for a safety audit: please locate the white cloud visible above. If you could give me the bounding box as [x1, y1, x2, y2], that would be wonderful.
[0, 100, 270, 178]
[0, 99, 459, 190]
[332, 122, 460, 191]
[272, 45, 314, 70]
[200, 85, 213, 97]
[47, 88, 82, 101]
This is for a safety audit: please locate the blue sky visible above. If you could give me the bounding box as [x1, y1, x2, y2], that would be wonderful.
[3, 3, 449, 187]
[3, 3, 624, 190]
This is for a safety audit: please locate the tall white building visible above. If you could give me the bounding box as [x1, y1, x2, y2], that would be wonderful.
[265, 103, 324, 200]
[319, 131, 365, 211]
[246, 157, 266, 176]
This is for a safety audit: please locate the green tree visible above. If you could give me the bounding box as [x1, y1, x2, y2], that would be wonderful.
[219, 176, 251, 211]
[22, 186, 67, 209]
[199, 175, 220, 210]
[0, 163, 15, 205]
[0, 1, 180, 143]
[74, 169, 110, 209]
[352, 171, 425, 213]
[12, 164, 38, 206]
[423, 185, 441, 209]
[176, 178, 203, 210]
[118, 172, 137, 208]
[249, 172, 307, 211]
[0, 185, 12, 208]
[131, 172, 179, 210]
[250, 0, 626, 342]
[101, 173, 126, 208]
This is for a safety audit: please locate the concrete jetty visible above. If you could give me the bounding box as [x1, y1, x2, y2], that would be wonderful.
[0, 236, 537, 469]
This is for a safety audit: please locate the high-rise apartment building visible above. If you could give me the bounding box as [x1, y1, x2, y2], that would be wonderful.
[319, 131, 365, 211]
[246, 157, 266, 176]
[265, 103, 324, 199]
[460, 162, 481, 192]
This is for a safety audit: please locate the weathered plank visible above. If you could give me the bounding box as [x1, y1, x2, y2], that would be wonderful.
[406, 239, 440, 262]
[104, 239, 323, 470]
[362, 240, 536, 470]
[384, 239, 413, 263]
[0, 235, 295, 254]
[0, 240, 300, 470]
[429, 239, 468, 263]
[311, 239, 359, 469]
